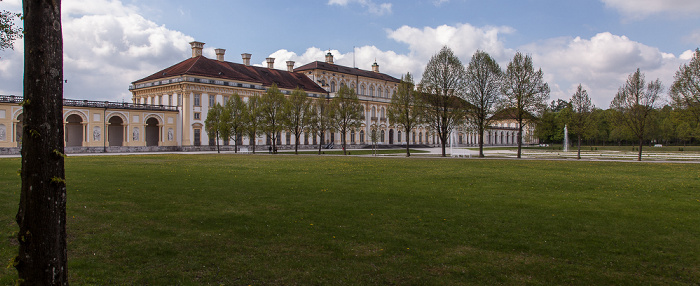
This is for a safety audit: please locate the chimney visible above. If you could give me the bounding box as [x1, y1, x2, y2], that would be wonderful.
[241, 53, 251, 66]
[325, 52, 334, 64]
[266, 57, 275, 69]
[215, 48, 226, 61]
[190, 41, 205, 58]
[286, 61, 295, 72]
[372, 61, 379, 73]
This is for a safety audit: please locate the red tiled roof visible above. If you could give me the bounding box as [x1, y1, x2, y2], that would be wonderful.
[294, 61, 400, 83]
[133, 56, 328, 94]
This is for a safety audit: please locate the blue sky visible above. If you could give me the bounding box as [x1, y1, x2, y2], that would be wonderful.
[1, 0, 699, 106]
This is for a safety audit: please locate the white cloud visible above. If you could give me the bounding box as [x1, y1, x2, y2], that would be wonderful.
[433, 0, 449, 6]
[327, 0, 392, 15]
[601, 0, 700, 19]
[522, 32, 686, 106]
[0, 0, 194, 101]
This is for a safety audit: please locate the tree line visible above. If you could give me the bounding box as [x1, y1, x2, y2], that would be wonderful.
[536, 49, 700, 160]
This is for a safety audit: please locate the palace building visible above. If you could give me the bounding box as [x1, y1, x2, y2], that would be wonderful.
[0, 41, 537, 154]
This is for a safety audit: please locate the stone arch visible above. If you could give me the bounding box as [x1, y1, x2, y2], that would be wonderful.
[145, 117, 160, 147]
[107, 115, 125, 146]
[65, 114, 84, 147]
[63, 110, 88, 123]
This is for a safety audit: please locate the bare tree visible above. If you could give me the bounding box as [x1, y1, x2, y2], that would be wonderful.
[330, 85, 364, 155]
[464, 50, 502, 158]
[284, 88, 312, 154]
[15, 0, 68, 284]
[309, 98, 333, 155]
[670, 48, 700, 124]
[419, 46, 467, 157]
[224, 93, 246, 153]
[610, 69, 663, 161]
[388, 72, 422, 157]
[569, 84, 594, 159]
[501, 52, 550, 158]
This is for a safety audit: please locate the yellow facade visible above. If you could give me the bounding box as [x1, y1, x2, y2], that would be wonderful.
[0, 95, 178, 150]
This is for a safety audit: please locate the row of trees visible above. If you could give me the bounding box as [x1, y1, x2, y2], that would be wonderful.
[204, 83, 364, 155]
[390, 47, 550, 158]
[537, 49, 700, 161]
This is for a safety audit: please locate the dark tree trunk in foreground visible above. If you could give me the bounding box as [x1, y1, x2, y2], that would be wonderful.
[16, 0, 68, 284]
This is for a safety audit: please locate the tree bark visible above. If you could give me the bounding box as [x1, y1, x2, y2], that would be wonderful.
[577, 134, 582, 159]
[638, 137, 643, 161]
[405, 127, 410, 157]
[478, 126, 485, 158]
[16, 0, 68, 284]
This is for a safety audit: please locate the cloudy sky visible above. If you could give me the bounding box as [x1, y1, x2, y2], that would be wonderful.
[1, 0, 699, 107]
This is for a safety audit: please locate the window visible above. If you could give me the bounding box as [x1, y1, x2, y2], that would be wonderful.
[209, 94, 215, 107]
[419, 132, 423, 143]
[194, 94, 201, 106]
[371, 106, 376, 118]
[378, 87, 383, 98]
[370, 86, 374, 97]
[351, 130, 355, 143]
[360, 130, 365, 143]
[386, 88, 390, 98]
[286, 132, 291, 145]
[158, 95, 163, 105]
[380, 107, 385, 119]
[178, 94, 182, 106]
[361, 85, 366, 95]
[168, 95, 172, 106]
[331, 81, 336, 93]
[381, 130, 385, 142]
[223, 96, 229, 104]
[194, 112, 201, 120]
[398, 131, 401, 143]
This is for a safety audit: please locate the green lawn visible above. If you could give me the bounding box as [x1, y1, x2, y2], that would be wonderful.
[1, 155, 699, 285]
[278, 149, 429, 155]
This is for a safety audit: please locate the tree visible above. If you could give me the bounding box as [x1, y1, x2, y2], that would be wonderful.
[463, 50, 502, 157]
[308, 98, 333, 155]
[330, 85, 364, 155]
[260, 84, 287, 154]
[284, 88, 312, 154]
[418, 46, 468, 157]
[501, 52, 550, 158]
[670, 48, 700, 124]
[1, 0, 23, 52]
[223, 93, 246, 153]
[610, 68, 663, 161]
[388, 72, 422, 157]
[245, 95, 263, 154]
[15, 0, 68, 284]
[568, 84, 595, 159]
[204, 103, 224, 153]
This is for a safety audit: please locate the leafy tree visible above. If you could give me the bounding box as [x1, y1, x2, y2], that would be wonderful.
[16, 0, 68, 283]
[535, 106, 566, 144]
[670, 48, 700, 125]
[568, 84, 595, 159]
[1, 0, 23, 52]
[501, 52, 550, 158]
[610, 68, 663, 161]
[418, 46, 467, 157]
[245, 95, 263, 154]
[260, 84, 287, 153]
[284, 88, 312, 154]
[387, 72, 422, 157]
[463, 50, 502, 157]
[309, 98, 333, 155]
[330, 85, 364, 155]
[204, 103, 224, 153]
[223, 94, 247, 153]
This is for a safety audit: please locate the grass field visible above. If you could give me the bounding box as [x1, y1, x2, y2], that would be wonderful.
[1, 154, 699, 285]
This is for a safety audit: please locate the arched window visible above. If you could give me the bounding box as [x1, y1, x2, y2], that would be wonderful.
[398, 131, 402, 143]
[351, 83, 356, 91]
[386, 88, 390, 98]
[381, 130, 385, 142]
[370, 86, 374, 97]
[380, 107, 385, 119]
[371, 106, 376, 118]
[331, 81, 336, 93]
[360, 130, 365, 143]
[351, 130, 356, 143]
[419, 132, 423, 143]
[361, 85, 366, 95]
[378, 87, 383, 98]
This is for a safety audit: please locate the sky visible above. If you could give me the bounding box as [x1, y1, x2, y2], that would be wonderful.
[1, 0, 699, 107]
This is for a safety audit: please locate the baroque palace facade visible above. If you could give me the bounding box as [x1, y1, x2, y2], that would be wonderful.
[0, 41, 537, 153]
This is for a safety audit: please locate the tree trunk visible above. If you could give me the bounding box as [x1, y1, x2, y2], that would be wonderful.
[478, 126, 485, 158]
[294, 132, 299, 155]
[638, 137, 643, 161]
[318, 133, 323, 155]
[342, 130, 347, 155]
[234, 135, 238, 153]
[517, 124, 523, 158]
[577, 134, 582, 160]
[16, 0, 68, 284]
[250, 133, 256, 154]
[216, 132, 220, 153]
[405, 127, 410, 157]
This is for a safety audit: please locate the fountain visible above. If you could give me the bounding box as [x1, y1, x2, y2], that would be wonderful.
[563, 125, 569, 152]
